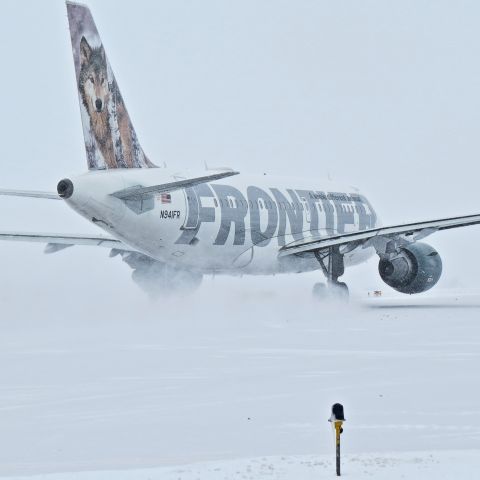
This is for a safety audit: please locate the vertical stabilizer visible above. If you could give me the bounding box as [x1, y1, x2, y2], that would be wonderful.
[66, 2, 155, 170]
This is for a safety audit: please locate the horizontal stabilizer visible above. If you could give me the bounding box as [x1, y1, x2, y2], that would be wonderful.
[279, 213, 480, 257]
[0, 231, 134, 252]
[111, 171, 240, 201]
[0, 189, 59, 200]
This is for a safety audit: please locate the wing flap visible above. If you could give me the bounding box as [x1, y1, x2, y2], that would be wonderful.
[44, 243, 74, 254]
[279, 213, 480, 257]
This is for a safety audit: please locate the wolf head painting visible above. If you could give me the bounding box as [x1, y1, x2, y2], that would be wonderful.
[79, 37, 109, 116]
[78, 37, 117, 168]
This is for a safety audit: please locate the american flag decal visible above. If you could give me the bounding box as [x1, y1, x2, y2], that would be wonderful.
[160, 193, 171, 203]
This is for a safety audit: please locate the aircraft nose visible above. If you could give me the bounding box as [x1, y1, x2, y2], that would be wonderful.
[57, 178, 74, 199]
[95, 98, 103, 111]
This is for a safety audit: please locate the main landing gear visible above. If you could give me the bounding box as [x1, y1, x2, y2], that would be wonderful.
[312, 247, 349, 302]
[114, 251, 203, 299]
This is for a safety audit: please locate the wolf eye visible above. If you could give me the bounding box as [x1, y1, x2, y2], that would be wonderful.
[89, 76, 94, 83]
[101, 77, 105, 85]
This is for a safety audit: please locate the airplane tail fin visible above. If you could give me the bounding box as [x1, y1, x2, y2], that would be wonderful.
[66, 2, 155, 170]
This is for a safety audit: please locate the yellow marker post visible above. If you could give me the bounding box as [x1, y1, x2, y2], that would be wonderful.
[328, 403, 345, 476]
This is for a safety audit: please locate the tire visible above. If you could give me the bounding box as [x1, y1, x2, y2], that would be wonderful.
[312, 282, 328, 301]
[329, 281, 349, 302]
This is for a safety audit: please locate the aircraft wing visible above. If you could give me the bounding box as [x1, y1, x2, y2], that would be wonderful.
[0, 231, 134, 254]
[111, 171, 240, 200]
[0, 189, 59, 200]
[279, 213, 480, 257]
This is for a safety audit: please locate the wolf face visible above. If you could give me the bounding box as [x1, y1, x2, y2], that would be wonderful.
[78, 36, 117, 168]
[79, 37, 109, 114]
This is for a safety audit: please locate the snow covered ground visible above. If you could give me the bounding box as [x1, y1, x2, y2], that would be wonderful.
[0, 267, 479, 479]
[4, 450, 480, 479]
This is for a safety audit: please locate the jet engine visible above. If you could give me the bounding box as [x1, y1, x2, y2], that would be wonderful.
[378, 242, 442, 294]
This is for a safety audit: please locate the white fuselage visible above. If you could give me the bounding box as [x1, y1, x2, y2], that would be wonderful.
[64, 169, 379, 275]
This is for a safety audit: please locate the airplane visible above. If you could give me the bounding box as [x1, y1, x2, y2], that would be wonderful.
[1, 1, 479, 300]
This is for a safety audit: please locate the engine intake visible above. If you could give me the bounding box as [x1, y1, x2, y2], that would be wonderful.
[378, 242, 442, 294]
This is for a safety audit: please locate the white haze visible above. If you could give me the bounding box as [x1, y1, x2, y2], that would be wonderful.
[0, 0, 480, 477]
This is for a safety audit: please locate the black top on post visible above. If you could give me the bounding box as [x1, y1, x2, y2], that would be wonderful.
[331, 403, 345, 421]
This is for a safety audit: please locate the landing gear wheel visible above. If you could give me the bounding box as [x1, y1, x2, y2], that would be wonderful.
[312, 282, 349, 302]
[312, 282, 328, 301]
[313, 247, 349, 302]
[329, 281, 349, 302]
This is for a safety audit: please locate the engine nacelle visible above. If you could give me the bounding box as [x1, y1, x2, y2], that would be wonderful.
[378, 242, 442, 294]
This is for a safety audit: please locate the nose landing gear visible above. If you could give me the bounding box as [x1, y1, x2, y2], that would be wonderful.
[312, 247, 349, 302]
